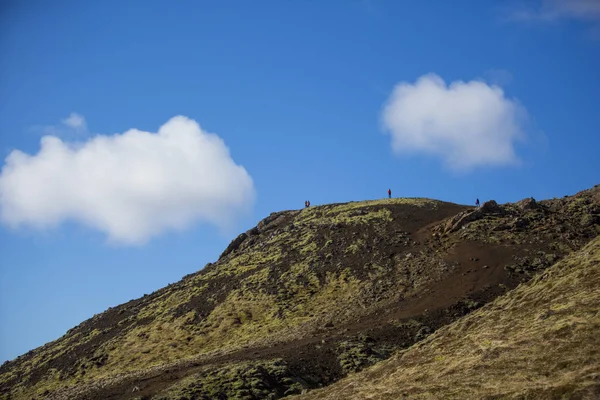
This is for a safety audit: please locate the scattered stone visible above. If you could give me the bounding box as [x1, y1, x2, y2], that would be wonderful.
[580, 213, 599, 227]
[538, 310, 556, 320]
[414, 326, 432, 342]
[493, 223, 510, 231]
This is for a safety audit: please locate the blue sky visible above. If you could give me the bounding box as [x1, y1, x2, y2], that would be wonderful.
[0, 0, 599, 362]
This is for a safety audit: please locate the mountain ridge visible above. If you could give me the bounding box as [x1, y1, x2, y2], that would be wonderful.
[1, 188, 599, 399]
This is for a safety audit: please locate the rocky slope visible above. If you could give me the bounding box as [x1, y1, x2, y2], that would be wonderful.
[299, 234, 600, 399]
[1, 186, 599, 399]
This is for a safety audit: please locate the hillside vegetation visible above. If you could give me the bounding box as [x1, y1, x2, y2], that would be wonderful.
[300, 235, 600, 399]
[1, 187, 599, 399]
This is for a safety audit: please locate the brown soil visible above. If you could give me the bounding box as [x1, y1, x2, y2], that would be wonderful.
[3, 187, 599, 400]
[96, 238, 530, 400]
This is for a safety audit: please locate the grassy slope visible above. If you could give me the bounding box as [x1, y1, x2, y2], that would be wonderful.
[2, 198, 459, 399]
[1, 188, 599, 399]
[300, 236, 600, 400]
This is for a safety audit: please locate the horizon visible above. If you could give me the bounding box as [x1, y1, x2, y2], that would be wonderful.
[1, 0, 599, 363]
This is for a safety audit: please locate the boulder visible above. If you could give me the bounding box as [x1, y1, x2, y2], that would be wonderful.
[443, 200, 505, 234]
[219, 232, 248, 260]
[516, 197, 538, 211]
[257, 211, 286, 232]
[511, 217, 529, 230]
[444, 210, 483, 233]
[480, 200, 504, 214]
[246, 226, 259, 236]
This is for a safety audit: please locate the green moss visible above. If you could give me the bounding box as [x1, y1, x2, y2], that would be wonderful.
[296, 232, 318, 255]
[345, 239, 365, 255]
[6, 191, 600, 399]
[337, 340, 388, 375]
[154, 359, 308, 400]
[296, 198, 436, 227]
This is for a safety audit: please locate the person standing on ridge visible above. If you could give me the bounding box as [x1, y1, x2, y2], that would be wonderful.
[388, 189, 392, 199]
[476, 198, 480, 208]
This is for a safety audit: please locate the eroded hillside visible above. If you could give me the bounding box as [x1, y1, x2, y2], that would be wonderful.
[300, 234, 600, 399]
[1, 187, 599, 400]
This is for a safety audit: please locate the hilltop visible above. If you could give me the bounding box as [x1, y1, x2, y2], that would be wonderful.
[1, 186, 599, 399]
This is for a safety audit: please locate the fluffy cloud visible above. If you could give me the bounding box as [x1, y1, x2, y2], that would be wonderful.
[61, 112, 86, 130]
[0, 116, 255, 244]
[382, 74, 527, 170]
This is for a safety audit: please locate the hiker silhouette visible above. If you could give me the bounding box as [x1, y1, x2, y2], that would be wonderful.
[388, 189, 391, 199]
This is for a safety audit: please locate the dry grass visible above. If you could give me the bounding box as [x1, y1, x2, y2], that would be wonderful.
[298, 237, 600, 399]
[3, 190, 598, 399]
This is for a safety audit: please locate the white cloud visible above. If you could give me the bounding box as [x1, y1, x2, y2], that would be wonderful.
[382, 74, 527, 171]
[511, 0, 600, 22]
[61, 112, 86, 130]
[0, 116, 255, 245]
[549, 0, 600, 20]
[483, 69, 514, 87]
